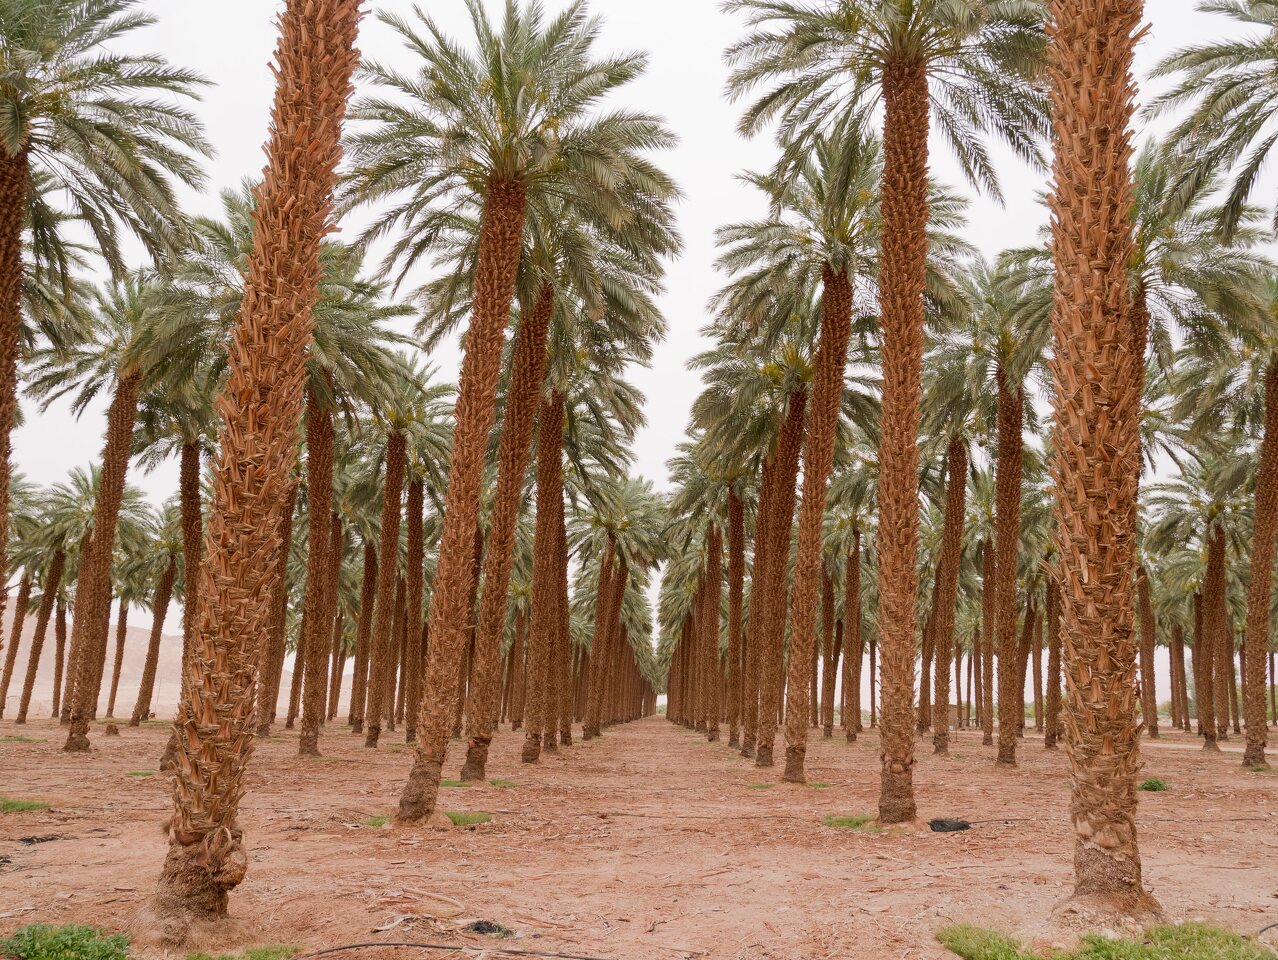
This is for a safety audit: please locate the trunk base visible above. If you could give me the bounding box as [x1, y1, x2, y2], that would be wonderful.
[996, 743, 1017, 767]
[845, 730, 857, 743]
[351, 719, 363, 734]
[542, 731, 558, 752]
[297, 732, 321, 757]
[739, 736, 755, 759]
[754, 743, 773, 768]
[728, 730, 739, 748]
[933, 733, 948, 755]
[136, 832, 247, 948]
[364, 724, 381, 749]
[397, 753, 443, 823]
[782, 746, 805, 784]
[62, 719, 91, 753]
[283, 719, 294, 730]
[878, 764, 916, 824]
[459, 738, 490, 782]
[1241, 743, 1266, 767]
[1202, 737, 1219, 752]
[559, 729, 572, 747]
[982, 732, 993, 746]
[521, 734, 541, 764]
[706, 726, 719, 743]
[822, 725, 833, 739]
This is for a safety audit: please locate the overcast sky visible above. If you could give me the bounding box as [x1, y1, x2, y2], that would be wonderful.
[13, 0, 1235, 509]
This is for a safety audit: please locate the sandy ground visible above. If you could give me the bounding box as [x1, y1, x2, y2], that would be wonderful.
[2, 715, 1276, 960]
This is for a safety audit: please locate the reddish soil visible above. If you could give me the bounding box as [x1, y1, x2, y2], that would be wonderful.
[2, 716, 1276, 959]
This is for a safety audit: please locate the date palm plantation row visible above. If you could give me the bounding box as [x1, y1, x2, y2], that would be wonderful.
[0, 0, 1275, 947]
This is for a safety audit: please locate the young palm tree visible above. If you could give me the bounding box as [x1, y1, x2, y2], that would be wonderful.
[144, 0, 362, 938]
[0, 0, 207, 635]
[346, 1, 676, 823]
[726, 0, 1046, 822]
[129, 500, 183, 726]
[1045, 0, 1159, 916]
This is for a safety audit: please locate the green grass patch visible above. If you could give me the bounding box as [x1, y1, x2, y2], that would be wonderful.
[445, 811, 491, 827]
[126, 771, 154, 778]
[937, 922, 1275, 959]
[1246, 764, 1272, 774]
[363, 815, 389, 828]
[1138, 778, 1168, 792]
[823, 813, 875, 831]
[488, 779, 516, 788]
[809, 782, 833, 789]
[0, 735, 43, 743]
[2, 924, 129, 960]
[439, 779, 472, 788]
[0, 797, 48, 814]
[747, 783, 773, 790]
[187, 946, 298, 960]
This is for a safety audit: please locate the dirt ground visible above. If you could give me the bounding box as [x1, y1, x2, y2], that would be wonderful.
[2, 714, 1276, 960]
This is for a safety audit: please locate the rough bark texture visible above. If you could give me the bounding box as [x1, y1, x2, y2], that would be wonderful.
[147, 0, 362, 940]
[16, 550, 65, 722]
[1046, 0, 1159, 915]
[363, 431, 407, 749]
[106, 604, 130, 718]
[702, 524, 723, 743]
[401, 481, 425, 743]
[980, 543, 995, 746]
[874, 60, 929, 824]
[348, 540, 377, 731]
[1136, 566, 1158, 739]
[994, 364, 1025, 768]
[63, 372, 143, 750]
[1241, 361, 1276, 766]
[819, 572, 837, 737]
[52, 596, 67, 719]
[1045, 578, 1062, 749]
[519, 391, 566, 766]
[932, 438, 968, 755]
[755, 388, 806, 768]
[726, 491, 745, 747]
[583, 539, 623, 740]
[0, 148, 30, 654]
[177, 443, 203, 706]
[0, 572, 32, 717]
[397, 178, 527, 822]
[783, 269, 853, 783]
[262, 482, 297, 732]
[845, 533, 863, 742]
[461, 281, 554, 777]
[131, 557, 176, 726]
[298, 386, 335, 755]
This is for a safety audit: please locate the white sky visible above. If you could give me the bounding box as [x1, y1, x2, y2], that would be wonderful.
[13, 0, 1234, 508]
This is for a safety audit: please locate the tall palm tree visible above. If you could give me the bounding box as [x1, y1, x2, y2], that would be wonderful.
[1044, 0, 1159, 916]
[726, 0, 1046, 823]
[128, 499, 183, 726]
[27, 276, 175, 751]
[144, 0, 362, 938]
[0, 0, 208, 636]
[346, 0, 676, 824]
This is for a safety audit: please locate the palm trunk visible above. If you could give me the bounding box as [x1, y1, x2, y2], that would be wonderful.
[981, 542, 995, 744]
[298, 385, 335, 754]
[348, 539, 378, 730]
[819, 571, 837, 737]
[872, 56, 931, 824]
[756, 387, 806, 768]
[1045, 0, 1157, 913]
[932, 437, 968, 754]
[62, 372, 143, 749]
[51, 595, 67, 719]
[131, 556, 176, 726]
[363, 431, 407, 749]
[702, 524, 723, 742]
[583, 539, 622, 740]
[148, 0, 362, 935]
[327, 607, 345, 722]
[268, 481, 299, 730]
[726, 490, 745, 747]
[1032, 608, 1044, 731]
[783, 269, 853, 781]
[398, 177, 527, 823]
[554, 493, 573, 746]
[402, 481, 425, 742]
[845, 533, 863, 741]
[1045, 578, 1062, 749]
[1213, 573, 1232, 742]
[16, 550, 66, 722]
[994, 363, 1025, 767]
[1193, 590, 1215, 743]
[1241, 360, 1277, 765]
[0, 572, 32, 717]
[0, 147, 31, 652]
[106, 603, 130, 718]
[178, 442, 203, 695]
[1137, 566, 1158, 739]
[461, 280, 554, 776]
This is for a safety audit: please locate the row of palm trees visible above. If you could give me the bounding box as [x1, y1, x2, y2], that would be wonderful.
[0, 0, 679, 943]
[658, 0, 1278, 923]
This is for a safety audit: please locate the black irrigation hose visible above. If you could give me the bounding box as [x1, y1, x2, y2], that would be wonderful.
[294, 942, 612, 960]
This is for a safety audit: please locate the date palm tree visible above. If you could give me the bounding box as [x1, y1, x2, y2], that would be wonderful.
[725, 0, 1047, 823]
[128, 499, 183, 726]
[143, 0, 362, 939]
[0, 0, 208, 638]
[1044, 0, 1159, 916]
[345, 0, 677, 824]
